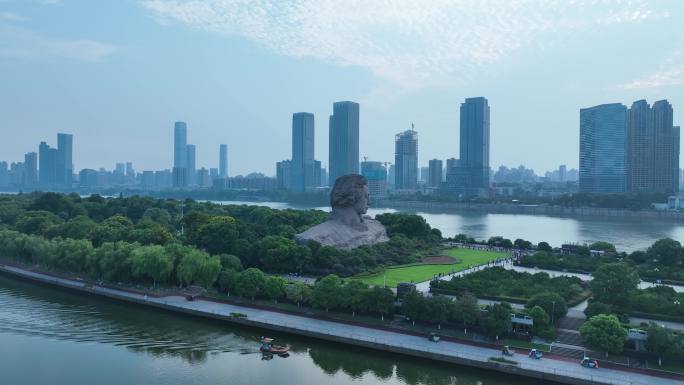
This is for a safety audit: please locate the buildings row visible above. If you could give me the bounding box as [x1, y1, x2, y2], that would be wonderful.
[580, 99, 680, 194]
[276, 97, 492, 198]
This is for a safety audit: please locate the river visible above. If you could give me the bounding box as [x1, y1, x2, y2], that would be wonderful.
[211, 201, 684, 252]
[0, 274, 550, 385]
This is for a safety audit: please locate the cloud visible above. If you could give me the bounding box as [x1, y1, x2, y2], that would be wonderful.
[140, 0, 666, 88]
[0, 12, 28, 22]
[619, 67, 684, 90]
[0, 25, 118, 62]
[618, 50, 684, 90]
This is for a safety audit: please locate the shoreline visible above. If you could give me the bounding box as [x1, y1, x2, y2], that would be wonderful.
[375, 200, 684, 220]
[0, 263, 681, 385]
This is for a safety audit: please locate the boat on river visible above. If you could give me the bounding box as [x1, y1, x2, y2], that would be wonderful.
[260, 336, 290, 355]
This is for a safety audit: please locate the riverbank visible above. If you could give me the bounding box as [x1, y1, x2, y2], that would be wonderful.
[375, 200, 684, 220]
[0, 263, 681, 385]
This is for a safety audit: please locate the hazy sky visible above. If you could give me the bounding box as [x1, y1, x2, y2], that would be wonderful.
[1, 0, 683, 176]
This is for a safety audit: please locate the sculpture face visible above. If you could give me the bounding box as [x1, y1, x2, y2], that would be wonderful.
[353, 185, 369, 215]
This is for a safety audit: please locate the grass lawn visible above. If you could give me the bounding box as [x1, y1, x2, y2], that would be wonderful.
[356, 248, 508, 288]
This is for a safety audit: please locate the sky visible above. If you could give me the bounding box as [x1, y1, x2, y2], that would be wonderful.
[0, 0, 683, 177]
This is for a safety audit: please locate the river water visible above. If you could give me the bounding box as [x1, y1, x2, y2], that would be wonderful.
[0, 274, 548, 385]
[212, 201, 684, 252]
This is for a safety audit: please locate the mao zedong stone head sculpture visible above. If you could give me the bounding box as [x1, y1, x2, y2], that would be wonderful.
[295, 174, 389, 250]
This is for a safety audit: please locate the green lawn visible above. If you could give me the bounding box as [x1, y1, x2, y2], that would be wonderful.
[356, 248, 508, 288]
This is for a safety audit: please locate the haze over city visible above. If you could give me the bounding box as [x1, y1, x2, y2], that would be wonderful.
[1, 0, 683, 176]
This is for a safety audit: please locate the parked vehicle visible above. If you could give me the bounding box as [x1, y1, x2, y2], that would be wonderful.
[580, 357, 599, 369]
[528, 349, 543, 359]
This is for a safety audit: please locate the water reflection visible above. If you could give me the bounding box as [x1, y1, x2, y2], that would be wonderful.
[0, 275, 549, 385]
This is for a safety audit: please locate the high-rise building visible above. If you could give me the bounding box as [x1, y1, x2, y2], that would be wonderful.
[428, 159, 443, 188]
[291, 112, 315, 192]
[23, 152, 37, 188]
[579, 103, 627, 193]
[219, 144, 228, 178]
[38, 141, 57, 188]
[329, 101, 359, 185]
[173, 121, 188, 188]
[626, 100, 679, 193]
[455, 97, 490, 195]
[420, 167, 429, 184]
[394, 129, 418, 190]
[186, 144, 196, 186]
[56, 133, 73, 188]
[276, 160, 292, 190]
[653, 100, 677, 193]
[313, 160, 322, 189]
[674, 127, 681, 191]
[361, 161, 387, 197]
[387, 164, 396, 188]
[558, 165, 567, 183]
[0, 162, 8, 188]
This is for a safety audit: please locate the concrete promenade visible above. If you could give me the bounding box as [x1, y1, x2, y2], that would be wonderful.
[1, 264, 682, 385]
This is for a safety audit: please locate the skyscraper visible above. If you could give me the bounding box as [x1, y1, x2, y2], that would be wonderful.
[626, 100, 679, 193]
[23, 152, 37, 188]
[394, 128, 418, 190]
[219, 144, 228, 178]
[291, 112, 315, 192]
[173, 121, 188, 188]
[56, 133, 73, 188]
[276, 160, 292, 190]
[428, 159, 443, 188]
[329, 101, 359, 185]
[653, 100, 677, 193]
[38, 141, 57, 188]
[456, 97, 490, 195]
[579, 103, 627, 193]
[186, 144, 196, 186]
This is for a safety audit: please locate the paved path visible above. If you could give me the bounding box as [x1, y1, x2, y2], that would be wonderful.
[2, 265, 682, 385]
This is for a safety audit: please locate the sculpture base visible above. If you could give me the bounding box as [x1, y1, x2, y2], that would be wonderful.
[295, 217, 389, 250]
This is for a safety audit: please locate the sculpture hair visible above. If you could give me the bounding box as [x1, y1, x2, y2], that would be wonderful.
[330, 174, 368, 208]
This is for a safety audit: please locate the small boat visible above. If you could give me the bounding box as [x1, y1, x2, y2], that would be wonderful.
[259, 337, 290, 355]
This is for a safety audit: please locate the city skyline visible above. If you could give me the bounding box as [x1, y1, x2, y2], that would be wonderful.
[1, 1, 683, 175]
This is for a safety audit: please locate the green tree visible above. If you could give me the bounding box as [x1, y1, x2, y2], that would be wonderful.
[481, 302, 512, 339]
[176, 248, 207, 287]
[235, 268, 266, 300]
[514, 238, 532, 249]
[344, 280, 369, 316]
[219, 254, 243, 272]
[537, 241, 552, 252]
[645, 323, 681, 366]
[590, 263, 640, 308]
[401, 290, 427, 326]
[218, 269, 239, 295]
[263, 276, 287, 303]
[584, 301, 613, 319]
[525, 292, 567, 324]
[285, 281, 311, 307]
[197, 255, 221, 288]
[130, 245, 174, 288]
[580, 314, 627, 355]
[15, 210, 63, 236]
[647, 238, 682, 266]
[56, 238, 94, 273]
[310, 275, 343, 312]
[193, 216, 239, 255]
[426, 296, 454, 329]
[589, 241, 616, 253]
[452, 293, 480, 328]
[366, 286, 395, 320]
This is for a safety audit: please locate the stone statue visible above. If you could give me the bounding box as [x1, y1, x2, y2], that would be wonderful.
[295, 174, 389, 250]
